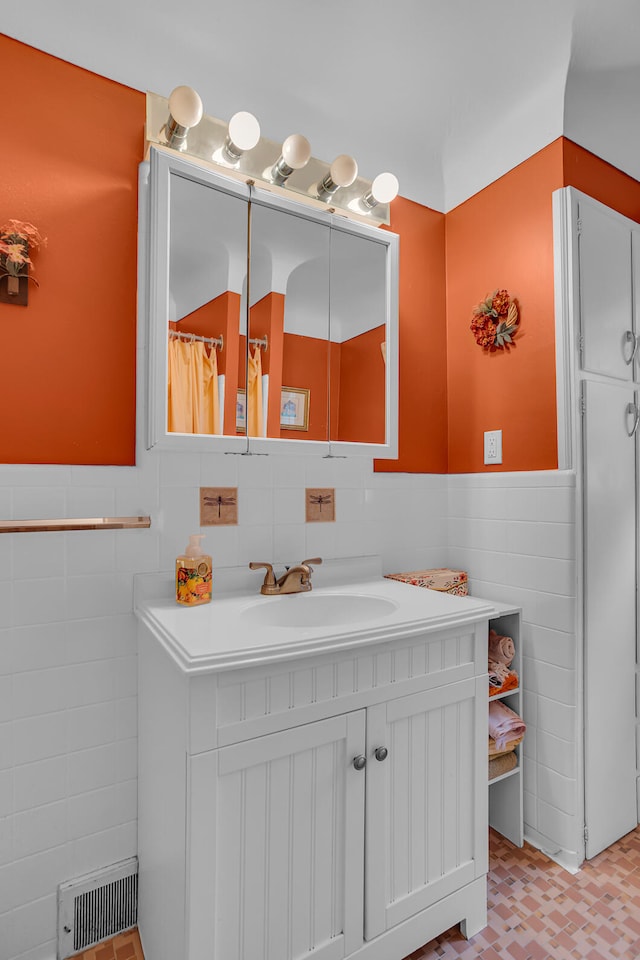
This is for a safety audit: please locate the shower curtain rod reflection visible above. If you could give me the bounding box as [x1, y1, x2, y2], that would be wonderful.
[169, 330, 224, 350]
[249, 335, 268, 352]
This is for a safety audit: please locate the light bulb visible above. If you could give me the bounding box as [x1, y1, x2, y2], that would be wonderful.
[165, 85, 203, 149]
[281, 134, 311, 169]
[316, 154, 358, 200]
[271, 134, 311, 185]
[360, 171, 399, 210]
[372, 172, 399, 203]
[330, 155, 358, 187]
[223, 111, 261, 162]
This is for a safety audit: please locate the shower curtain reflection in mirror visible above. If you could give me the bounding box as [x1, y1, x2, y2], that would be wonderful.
[168, 334, 221, 434]
[247, 344, 264, 437]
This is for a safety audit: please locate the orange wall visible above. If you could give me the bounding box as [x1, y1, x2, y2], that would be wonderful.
[446, 137, 640, 475]
[446, 140, 564, 473]
[0, 35, 142, 465]
[375, 198, 448, 473]
[9, 33, 640, 474]
[562, 140, 640, 222]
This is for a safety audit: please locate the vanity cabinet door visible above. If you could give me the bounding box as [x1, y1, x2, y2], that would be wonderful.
[364, 677, 487, 940]
[188, 711, 366, 960]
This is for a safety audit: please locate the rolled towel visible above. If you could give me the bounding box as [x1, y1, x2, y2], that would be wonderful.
[488, 629, 515, 667]
[488, 700, 526, 751]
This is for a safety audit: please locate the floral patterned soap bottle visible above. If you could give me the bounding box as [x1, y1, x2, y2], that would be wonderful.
[176, 535, 212, 606]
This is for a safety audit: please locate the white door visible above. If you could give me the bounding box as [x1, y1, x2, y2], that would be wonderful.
[364, 678, 487, 940]
[187, 711, 366, 960]
[583, 378, 638, 857]
[577, 195, 635, 381]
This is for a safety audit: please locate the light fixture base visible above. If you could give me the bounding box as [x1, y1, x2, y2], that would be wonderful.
[146, 91, 392, 227]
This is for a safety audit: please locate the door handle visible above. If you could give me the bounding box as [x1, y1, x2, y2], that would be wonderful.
[352, 755, 367, 771]
[626, 402, 639, 437]
[374, 746, 388, 762]
[624, 330, 638, 366]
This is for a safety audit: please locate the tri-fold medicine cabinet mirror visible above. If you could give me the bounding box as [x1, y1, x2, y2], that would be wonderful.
[141, 146, 399, 457]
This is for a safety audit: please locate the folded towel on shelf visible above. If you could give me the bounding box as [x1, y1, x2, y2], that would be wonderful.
[384, 568, 469, 596]
[488, 629, 515, 667]
[489, 751, 518, 780]
[488, 658, 510, 684]
[488, 700, 526, 751]
[488, 734, 524, 757]
[489, 669, 519, 696]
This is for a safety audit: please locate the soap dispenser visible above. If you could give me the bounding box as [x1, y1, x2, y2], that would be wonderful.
[176, 534, 212, 606]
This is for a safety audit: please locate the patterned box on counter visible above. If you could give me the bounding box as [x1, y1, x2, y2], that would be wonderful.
[384, 567, 469, 596]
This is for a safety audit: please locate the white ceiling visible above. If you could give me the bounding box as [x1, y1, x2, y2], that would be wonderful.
[3, 0, 640, 211]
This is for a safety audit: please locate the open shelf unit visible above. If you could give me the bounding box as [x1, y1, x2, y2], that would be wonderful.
[486, 601, 524, 847]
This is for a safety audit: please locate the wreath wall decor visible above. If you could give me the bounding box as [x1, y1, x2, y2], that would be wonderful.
[470, 289, 519, 351]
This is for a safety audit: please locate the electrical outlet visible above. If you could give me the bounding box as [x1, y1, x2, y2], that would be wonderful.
[484, 430, 502, 464]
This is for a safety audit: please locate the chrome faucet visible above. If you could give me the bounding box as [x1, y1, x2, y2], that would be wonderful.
[249, 558, 322, 595]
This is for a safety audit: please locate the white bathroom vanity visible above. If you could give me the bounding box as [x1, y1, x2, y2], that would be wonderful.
[135, 560, 494, 960]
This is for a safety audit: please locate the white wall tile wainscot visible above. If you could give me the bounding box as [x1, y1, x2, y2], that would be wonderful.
[0, 453, 448, 960]
[447, 470, 579, 869]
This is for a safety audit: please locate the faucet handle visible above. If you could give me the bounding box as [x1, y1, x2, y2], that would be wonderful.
[249, 562, 276, 587]
[301, 557, 322, 570]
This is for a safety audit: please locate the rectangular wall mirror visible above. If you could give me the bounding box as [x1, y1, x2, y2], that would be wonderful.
[142, 146, 398, 457]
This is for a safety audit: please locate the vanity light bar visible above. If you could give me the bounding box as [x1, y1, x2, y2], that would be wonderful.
[145, 91, 395, 227]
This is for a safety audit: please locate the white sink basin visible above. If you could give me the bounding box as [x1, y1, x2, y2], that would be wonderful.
[240, 592, 398, 628]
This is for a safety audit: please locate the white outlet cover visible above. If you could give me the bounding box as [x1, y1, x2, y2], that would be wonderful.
[484, 429, 502, 464]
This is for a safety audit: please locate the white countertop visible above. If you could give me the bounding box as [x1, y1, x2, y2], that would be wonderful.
[135, 557, 496, 674]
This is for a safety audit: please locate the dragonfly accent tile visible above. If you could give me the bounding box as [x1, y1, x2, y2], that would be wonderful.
[306, 487, 335, 523]
[200, 487, 238, 525]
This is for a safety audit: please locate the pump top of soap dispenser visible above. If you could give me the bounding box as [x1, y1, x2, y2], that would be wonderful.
[185, 534, 206, 557]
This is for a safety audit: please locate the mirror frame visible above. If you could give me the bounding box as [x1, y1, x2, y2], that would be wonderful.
[141, 146, 399, 458]
[327, 212, 399, 459]
[144, 146, 250, 453]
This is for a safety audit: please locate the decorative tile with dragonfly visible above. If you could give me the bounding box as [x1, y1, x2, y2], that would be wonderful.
[306, 488, 335, 523]
[200, 487, 238, 525]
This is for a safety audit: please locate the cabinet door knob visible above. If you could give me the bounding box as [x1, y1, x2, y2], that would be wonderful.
[374, 746, 388, 762]
[352, 755, 367, 771]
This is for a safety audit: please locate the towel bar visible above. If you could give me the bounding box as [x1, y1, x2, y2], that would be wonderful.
[0, 516, 151, 534]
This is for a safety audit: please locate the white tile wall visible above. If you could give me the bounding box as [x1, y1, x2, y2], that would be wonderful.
[0, 449, 449, 959]
[0, 456, 583, 956]
[447, 470, 579, 865]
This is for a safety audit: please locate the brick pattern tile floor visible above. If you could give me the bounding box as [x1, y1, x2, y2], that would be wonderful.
[72, 826, 640, 960]
[73, 928, 143, 960]
[407, 826, 640, 960]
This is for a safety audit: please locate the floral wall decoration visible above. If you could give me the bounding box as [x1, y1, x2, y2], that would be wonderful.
[0, 220, 47, 306]
[470, 288, 519, 351]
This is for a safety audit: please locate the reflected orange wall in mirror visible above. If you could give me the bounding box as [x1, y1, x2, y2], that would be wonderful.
[280, 333, 329, 441]
[336, 325, 385, 444]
